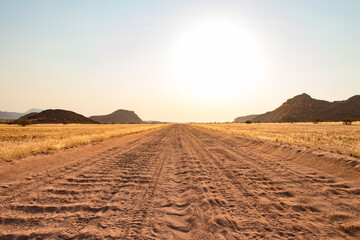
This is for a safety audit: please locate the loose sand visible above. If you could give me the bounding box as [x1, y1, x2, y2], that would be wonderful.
[0, 124, 359, 239]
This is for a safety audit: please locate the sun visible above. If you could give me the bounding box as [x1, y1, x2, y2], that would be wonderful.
[171, 19, 262, 101]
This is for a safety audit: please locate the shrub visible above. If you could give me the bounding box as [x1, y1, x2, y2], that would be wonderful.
[245, 120, 252, 124]
[18, 118, 32, 127]
[313, 118, 324, 124]
[342, 118, 353, 125]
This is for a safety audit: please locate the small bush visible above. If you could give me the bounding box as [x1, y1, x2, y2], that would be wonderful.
[313, 118, 324, 124]
[18, 118, 32, 127]
[342, 118, 353, 125]
[245, 120, 252, 124]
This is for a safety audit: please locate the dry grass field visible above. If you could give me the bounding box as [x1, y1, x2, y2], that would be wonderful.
[0, 123, 165, 161]
[193, 122, 360, 157]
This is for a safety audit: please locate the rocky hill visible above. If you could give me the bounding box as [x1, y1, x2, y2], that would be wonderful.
[89, 109, 143, 124]
[15, 109, 98, 124]
[250, 93, 360, 122]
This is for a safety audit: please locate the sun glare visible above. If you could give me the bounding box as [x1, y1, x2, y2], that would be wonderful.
[172, 19, 262, 101]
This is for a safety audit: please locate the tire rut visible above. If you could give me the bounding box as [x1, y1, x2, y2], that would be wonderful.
[0, 126, 172, 239]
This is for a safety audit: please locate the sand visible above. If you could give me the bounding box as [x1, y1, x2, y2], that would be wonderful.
[0, 124, 359, 239]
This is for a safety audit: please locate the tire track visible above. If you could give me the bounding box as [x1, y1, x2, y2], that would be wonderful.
[182, 126, 295, 239]
[0, 128, 162, 206]
[186, 125, 360, 239]
[0, 126, 172, 239]
[189, 125, 360, 218]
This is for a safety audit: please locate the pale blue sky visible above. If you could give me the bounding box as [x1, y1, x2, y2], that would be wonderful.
[1, 0, 359, 122]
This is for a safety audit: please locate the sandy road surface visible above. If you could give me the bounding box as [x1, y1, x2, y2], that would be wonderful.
[0, 124, 360, 239]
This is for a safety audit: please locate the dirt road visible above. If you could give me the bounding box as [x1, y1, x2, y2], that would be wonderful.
[0, 124, 359, 239]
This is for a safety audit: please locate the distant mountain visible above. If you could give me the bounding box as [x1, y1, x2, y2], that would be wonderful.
[251, 93, 360, 123]
[23, 108, 42, 115]
[89, 109, 143, 124]
[0, 111, 22, 120]
[14, 109, 98, 124]
[0, 108, 42, 120]
[233, 114, 259, 123]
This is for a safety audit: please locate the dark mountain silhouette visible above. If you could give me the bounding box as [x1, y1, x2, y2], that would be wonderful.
[14, 109, 98, 124]
[250, 93, 360, 123]
[0, 108, 42, 120]
[89, 109, 143, 124]
[233, 114, 259, 123]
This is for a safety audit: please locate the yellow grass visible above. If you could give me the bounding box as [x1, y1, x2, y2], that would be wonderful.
[0, 124, 165, 161]
[193, 122, 360, 157]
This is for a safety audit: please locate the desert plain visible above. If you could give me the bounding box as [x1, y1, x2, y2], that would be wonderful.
[0, 123, 359, 239]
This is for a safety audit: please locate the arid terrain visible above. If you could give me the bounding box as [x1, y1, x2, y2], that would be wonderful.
[0, 124, 360, 239]
[0, 124, 164, 160]
[194, 122, 360, 157]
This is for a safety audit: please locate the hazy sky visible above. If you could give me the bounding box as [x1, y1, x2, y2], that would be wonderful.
[1, 0, 359, 122]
